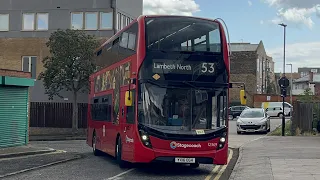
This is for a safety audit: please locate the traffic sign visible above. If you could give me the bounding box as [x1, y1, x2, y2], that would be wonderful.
[278, 77, 290, 88]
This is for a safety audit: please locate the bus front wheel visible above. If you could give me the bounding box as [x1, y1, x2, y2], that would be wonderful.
[116, 137, 127, 168]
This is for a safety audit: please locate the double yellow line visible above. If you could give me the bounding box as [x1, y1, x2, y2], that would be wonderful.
[204, 149, 234, 180]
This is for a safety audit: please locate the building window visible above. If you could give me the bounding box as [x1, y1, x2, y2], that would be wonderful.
[23, 13, 35, 30]
[0, 14, 9, 31]
[36, 13, 49, 30]
[117, 13, 121, 30]
[85, 12, 98, 30]
[126, 17, 130, 26]
[100, 12, 112, 29]
[72, 12, 113, 30]
[23, 13, 48, 30]
[71, 12, 83, 30]
[121, 14, 126, 29]
[22, 56, 37, 79]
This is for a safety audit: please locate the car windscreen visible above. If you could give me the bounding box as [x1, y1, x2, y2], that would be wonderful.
[240, 110, 264, 118]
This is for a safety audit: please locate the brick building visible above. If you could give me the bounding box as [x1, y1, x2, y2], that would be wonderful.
[0, 0, 142, 103]
[229, 41, 275, 106]
[298, 67, 320, 78]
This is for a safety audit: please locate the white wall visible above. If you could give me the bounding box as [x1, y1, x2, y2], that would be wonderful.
[292, 82, 314, 95]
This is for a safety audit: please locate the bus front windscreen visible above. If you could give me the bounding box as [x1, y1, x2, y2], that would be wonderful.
[145, 16, 221, 53]
[138, 82, 227, 133]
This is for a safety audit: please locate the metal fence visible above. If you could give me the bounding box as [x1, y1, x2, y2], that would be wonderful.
[30, 102, 88, 128]
[291, 101, 320, 134]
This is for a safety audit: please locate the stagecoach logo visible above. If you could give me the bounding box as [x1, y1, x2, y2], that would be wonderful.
[169, 141, 201, 149]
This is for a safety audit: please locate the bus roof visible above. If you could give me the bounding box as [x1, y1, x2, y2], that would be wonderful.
[94, 15, 221, 54]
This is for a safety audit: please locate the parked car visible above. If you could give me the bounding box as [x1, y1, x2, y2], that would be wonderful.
[228, 106, 250, 119]
[236, 108, 271, 134]
[262, 102, 292, 117]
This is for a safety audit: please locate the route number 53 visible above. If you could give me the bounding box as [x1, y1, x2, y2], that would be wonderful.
[201, 63, 215, 73]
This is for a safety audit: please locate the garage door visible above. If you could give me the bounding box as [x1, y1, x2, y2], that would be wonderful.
[0, 86, 28, 148]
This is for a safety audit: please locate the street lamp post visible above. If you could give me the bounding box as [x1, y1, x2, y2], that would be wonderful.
[279, 23, 287, 136]
[279, 23, 287, 77]
[286, 63, 293, 105]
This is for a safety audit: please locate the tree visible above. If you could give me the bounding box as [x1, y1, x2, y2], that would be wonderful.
[298, 87, 313, 102]
[39, 29, 99, 134]
[266, 73, 276, 94]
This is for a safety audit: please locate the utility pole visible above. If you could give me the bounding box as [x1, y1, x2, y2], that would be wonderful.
[279, 23, 287, 136]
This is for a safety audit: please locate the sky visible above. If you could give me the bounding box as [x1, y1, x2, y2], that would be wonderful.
[143, 0, 320, 73]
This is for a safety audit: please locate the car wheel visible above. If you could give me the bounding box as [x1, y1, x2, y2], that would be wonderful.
[278, 113, 283, 118]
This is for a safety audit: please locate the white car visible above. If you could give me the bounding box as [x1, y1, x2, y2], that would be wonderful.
[236, 108, 271, 134]
[261, 102, 292, 117]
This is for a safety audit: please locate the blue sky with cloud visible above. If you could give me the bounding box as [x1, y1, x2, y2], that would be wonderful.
[143, 0, 320, 73]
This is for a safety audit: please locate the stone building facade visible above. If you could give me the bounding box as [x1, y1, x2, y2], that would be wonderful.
[229, 41, 275, 107]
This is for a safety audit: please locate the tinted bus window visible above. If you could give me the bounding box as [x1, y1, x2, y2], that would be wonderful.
[91, 94, 112, 121]
[95, 22, 138, 69]
[145, 17, 221, 53]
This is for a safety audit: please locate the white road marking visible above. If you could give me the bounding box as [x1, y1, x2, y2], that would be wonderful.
[106, 168, 135, 180]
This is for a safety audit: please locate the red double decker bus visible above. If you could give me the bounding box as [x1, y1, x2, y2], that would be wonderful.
[87, 15, 230, 168]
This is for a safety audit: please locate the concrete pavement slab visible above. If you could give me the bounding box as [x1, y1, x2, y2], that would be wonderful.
[0, 145, 56, 159]
[229, 136, 320, 180]
[29, 135, 86, 141]
[0, 151, 83, 178]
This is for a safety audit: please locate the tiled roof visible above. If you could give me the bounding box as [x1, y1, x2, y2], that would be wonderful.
[294, 75, 310, 83]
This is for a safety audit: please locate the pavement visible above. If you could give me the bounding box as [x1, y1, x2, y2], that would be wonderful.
[29, 135, 86, 141]
[0, 145, 56, 159]
[0, 145, 82, 179]
[229, 136, 320, 180]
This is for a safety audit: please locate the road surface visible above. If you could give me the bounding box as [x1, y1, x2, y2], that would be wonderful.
[228, 117, 284, 148]
[3, 118, 286, 180]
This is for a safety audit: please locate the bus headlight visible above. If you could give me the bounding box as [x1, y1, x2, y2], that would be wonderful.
[217, 132, 227, 150]
[220, 137, 226, 143]
[139, 130, 152, 148]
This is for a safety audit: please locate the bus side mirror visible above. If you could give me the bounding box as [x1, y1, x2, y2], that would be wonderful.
[125, 91, 133, 106]
[240, 90, 247, 105]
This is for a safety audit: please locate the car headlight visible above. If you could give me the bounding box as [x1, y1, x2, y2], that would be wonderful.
[236, 119, 245, 125]
[257, 119, 267, 125]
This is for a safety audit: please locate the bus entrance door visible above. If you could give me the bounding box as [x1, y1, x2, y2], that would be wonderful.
[120, 87, 135, 162]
